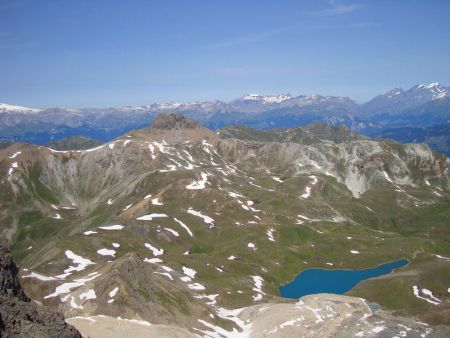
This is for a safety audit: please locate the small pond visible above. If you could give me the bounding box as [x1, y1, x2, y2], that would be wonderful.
[279, 259, 408, 299]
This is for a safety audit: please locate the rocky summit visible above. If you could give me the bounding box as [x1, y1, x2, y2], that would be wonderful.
[0, 113, 449, 337]
[150, 113, 202, 130]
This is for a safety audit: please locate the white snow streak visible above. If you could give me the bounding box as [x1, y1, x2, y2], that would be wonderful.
[173, 217, 194, 237]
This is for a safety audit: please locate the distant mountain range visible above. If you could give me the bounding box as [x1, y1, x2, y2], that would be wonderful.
[1, 83, 449, 155]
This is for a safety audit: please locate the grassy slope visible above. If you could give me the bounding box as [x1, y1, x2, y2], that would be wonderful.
[1, 138, 449, 325]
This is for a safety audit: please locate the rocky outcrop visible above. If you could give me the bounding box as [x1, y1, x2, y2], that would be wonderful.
[0, 244, 81, 338]
[150, 113, 201, 130]
[132, 113, 218, 143]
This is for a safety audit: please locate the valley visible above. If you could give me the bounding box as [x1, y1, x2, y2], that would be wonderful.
[0, 113, 449, 336]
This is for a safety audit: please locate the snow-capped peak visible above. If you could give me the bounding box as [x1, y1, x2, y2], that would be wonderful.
[414, 82, 448, 100]
[417, 82, 442, 89]
[426, 82, 441, 88]
[0, 103, 42, 113]
[241, 93, 292, 104]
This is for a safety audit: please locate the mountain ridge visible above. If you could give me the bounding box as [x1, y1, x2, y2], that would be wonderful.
[1, 82, 449, 155]
[2, 82, 448, 113]
[0, 113, 449, 335]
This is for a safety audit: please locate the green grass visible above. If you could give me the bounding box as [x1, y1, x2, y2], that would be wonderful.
[28, 163, 59, 203]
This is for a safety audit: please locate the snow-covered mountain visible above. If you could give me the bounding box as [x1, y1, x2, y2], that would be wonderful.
[1, 83, 449, 152]
[1, 83, 448, 117]
[240, 93, 293, 103]
[362, 82, 450, 115]
[0, 103, 42, 113]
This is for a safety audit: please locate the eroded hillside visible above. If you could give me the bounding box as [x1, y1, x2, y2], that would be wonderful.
[0, 113, 449, 336]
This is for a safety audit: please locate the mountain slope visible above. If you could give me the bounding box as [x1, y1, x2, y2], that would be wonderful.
[0, 243, 81, 337]
[47, 136, 103, 151]
[218, 122, 365, 144]
[0, 113, 449, 335]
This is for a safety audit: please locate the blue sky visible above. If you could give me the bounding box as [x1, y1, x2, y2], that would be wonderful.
[1, 0, 450, 108]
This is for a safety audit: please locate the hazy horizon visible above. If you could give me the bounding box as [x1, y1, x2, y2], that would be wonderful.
[1, 80, 447, 110]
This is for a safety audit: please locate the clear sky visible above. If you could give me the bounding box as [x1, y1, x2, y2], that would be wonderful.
[1, 0, 450, 108]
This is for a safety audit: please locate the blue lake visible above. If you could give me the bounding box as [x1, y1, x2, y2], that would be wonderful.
[279, 259, 408, 299]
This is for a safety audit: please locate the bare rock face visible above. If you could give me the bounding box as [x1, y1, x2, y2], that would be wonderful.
[150, 113, 200, 130]
[66, 294, 450, 337]
[131, 112, 218, 144]
[238, 294, 450, 337]
[0, 244, 81, 338]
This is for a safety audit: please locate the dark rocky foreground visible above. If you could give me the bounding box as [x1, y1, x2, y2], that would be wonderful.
[0, 244, 81, 338]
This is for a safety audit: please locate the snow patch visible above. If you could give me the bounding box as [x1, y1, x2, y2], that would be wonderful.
[182, 266, 197, 279]
[8, 162, 18, 176]
[55, 250, 95, 279]
[188, 283, 206, 290]
[136, 213, 168, 221]
[151, 198, 163, 205]
[247, 243, 256, 251]
[187, 208, 214, 227]
[45, 272, 101, 299]
[413, 285, 441, 305]
[266, 229, 275, 242]
[186, 172, 209, 190]
[194, 294, 219, 306]
[23, 272, 58, 281]
[144, 258, 163, 264]
[251, 276, 265, 301]
[154, 272, 173, 280]
[145, 243, 164, 256]
[79, 289, 96, 301]
[109, 287, 119, 298]
[98, 225, 124, 230]
[173, 217, 194, 237]
[164, 227, 179, 236]
[301, 176, 318, 199]
[9, 151, 21, 159]
[97, 248, 116, 257]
